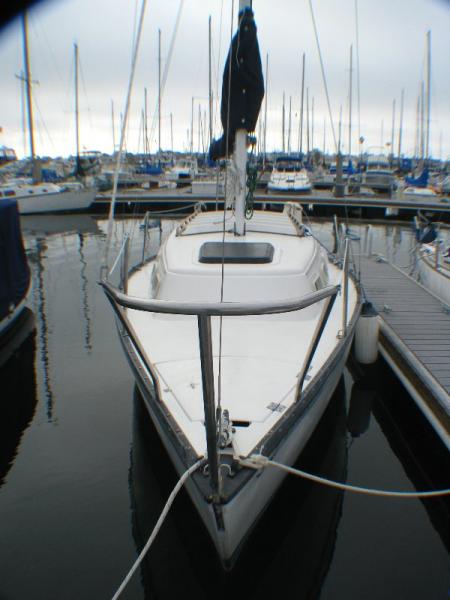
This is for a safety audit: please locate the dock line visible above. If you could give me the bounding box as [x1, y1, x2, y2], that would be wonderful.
[240, 455, 450, 498]
[110, 458, 205, 600]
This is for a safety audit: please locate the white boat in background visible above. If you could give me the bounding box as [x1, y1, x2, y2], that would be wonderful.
[0, 181, 96, 215]
[165, 158, 198, 185]
[101, 3, 361, 566]
[267, 156, 311, 193]
[401, 185, 438, 201]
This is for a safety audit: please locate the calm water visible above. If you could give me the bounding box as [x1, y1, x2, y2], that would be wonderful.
[0, 213, 449, 600]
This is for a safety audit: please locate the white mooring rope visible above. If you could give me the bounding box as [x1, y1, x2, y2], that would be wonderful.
[110, 459, 205, 600]
[240, 455, 450, 498]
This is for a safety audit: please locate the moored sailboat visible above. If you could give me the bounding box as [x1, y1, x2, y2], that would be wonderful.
[5, 14, 96, 215]
[101, 1, 361, 566]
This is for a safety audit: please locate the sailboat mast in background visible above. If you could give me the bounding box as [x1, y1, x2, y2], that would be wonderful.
[74, 43, 81, 175]
[208, 15, 213, 149]
[21, 11, 39, 181]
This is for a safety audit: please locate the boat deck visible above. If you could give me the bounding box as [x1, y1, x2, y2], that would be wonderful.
[359, 255, 450, 447]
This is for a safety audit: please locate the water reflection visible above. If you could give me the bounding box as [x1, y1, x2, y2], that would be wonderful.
[129, 377, 348, 599]
[350, 357, 450, 555]
[0, 309, 37, 487]
[77, 233, 93, 353]
[20, 214, 101, 237]
[23, 216, 100, 420]
[31, 238, 55, 422]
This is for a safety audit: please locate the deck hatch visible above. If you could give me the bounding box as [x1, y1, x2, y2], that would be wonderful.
[199, 242, 274, 264]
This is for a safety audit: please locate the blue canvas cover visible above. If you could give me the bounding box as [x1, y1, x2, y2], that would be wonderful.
[0, 199, 30, 323]
[405, 167, 429, 188]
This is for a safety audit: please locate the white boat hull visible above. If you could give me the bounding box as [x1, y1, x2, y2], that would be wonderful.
[203, 336, 353, 562]
[121, 317, 355, 564]
[267, 182, 311, 193]
[17, 188, 96, 214]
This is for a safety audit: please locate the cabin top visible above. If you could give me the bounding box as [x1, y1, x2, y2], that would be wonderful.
[152, 209, 329, 304]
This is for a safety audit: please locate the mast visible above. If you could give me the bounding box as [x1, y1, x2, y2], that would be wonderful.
[263, 53, 268, 164]
[208, 15, 213, 149]
[348, 45, 353, 161]
[22, 12, 37, 179]
[414, 92, 420, 160]
[425, 30, 431, 163]
[282, 91, 285, 152]
[287, 96, 292, 154]
[390, 98, 395, 164]
[111, 99, 116, 153]
[158, 29, 162, 154]
[197, 103, 201, 153]
[311, 95, 314, 153]
[170, 112, 174, 162]
[190, 97, 194, 155]
[19, 70, 27, 156]
[354, 0, 361, 151]
[306, 87, 310, 157]
[298, 52, 305, 156]
[420, 81, 424, 161]
[74, 43, 81, 175]
[144, 87, 148, 155]
[397, 88, 404, 160]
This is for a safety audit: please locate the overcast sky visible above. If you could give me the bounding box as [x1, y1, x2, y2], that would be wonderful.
[1, 0, 449, 160]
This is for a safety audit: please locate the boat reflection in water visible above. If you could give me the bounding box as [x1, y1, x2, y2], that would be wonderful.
[0, 308, 37, 487]
[129, 377, 349, 599]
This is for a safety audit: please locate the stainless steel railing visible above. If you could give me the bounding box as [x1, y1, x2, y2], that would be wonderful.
[101, 278, 341, 497]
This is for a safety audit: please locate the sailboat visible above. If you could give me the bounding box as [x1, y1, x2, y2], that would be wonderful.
[101, 2, 361, 566]
[0, 14, 96, 215]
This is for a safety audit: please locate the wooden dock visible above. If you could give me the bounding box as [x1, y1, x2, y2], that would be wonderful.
[359, 255, 450, 449]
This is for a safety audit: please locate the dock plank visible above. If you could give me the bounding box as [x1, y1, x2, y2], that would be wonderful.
[359, 256, 450, 412]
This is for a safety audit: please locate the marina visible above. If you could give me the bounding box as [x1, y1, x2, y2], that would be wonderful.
[1, 0, 449, 597]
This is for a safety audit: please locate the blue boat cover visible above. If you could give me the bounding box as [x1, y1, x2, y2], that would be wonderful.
[405, 167, 429, 188]
[0, 199, 30, 323]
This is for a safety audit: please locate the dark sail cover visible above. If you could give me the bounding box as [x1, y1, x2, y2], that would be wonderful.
[0, 199, 30, 325]
[209, 7, 264, 161]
